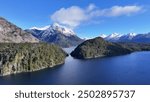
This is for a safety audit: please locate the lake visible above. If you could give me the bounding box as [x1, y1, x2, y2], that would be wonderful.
[0, 47, 150, 85]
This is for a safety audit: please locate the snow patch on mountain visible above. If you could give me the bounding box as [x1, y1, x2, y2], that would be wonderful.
[107, 33, 122, 38]
[30, 25, 50, 30]
[127, 33, 137, 37]
[104, 33, 122, 41]
[100, 34, 107, 38]
[101, 33, 137, 40]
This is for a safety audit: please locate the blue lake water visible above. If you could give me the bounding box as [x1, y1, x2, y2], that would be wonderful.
[0, 47, 150, 85]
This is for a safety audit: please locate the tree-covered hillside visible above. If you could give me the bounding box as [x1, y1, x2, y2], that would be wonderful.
[71, 37, 150, 59]
[0, 43, 68, 76]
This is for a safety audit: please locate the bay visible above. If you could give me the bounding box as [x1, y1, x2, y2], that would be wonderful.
[0, 47, 150, 85]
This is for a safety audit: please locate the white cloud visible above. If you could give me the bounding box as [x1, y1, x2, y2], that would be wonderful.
[51, 6, 87, 28]
[87, 3, 96, 12]
[51, 4, 143, 28]
[103, 5, 142, 16]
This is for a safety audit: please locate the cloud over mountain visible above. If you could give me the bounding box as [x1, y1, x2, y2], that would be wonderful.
[51, 4, 143, 28]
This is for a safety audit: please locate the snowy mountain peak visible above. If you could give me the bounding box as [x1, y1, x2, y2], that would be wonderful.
[127, 33, 137, 37]
[52, 22, 60, 28]
[101, 32, 148, 42]
[30, 23, 75, 36]
[30, 25, 50, 30]
[106, 33, 122, 39]
[121, 33, 137, 40]
[26, 23, 83, 47]
[100, 34, 107, 38]
[51, 23, 75, 36]
[109, 33, 121, 37]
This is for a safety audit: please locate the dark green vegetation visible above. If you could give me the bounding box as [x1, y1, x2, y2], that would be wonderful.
[71, 37, 150, 59]
[0, 43, 68, 76]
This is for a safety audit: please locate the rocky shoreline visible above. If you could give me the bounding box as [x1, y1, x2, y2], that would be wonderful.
[0, 61, 65, 76]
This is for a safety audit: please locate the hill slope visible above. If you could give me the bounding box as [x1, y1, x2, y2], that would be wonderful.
[0, 17, 39, 43]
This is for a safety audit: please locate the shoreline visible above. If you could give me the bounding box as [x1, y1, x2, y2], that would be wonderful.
[0, 61, 65, 77]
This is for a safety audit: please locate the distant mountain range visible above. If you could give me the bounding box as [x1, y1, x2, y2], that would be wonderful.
[0, 17, 39, 43]
[26, 23, 84, 47]
[100, 33, 150, 43]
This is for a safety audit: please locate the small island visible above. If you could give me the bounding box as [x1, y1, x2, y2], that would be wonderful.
[71, 37, 150, 59]
[0, 43, 68, 76]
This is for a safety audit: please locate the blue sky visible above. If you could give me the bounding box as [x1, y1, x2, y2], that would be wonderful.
[0, 0, 150, 38]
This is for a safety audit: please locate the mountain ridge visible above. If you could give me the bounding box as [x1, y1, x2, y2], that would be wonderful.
[26, 23, 84, 47]
[0, 17, 39, 43]
[100, 33, 150, 43]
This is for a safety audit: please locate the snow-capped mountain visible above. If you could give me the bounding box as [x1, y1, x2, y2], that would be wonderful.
[100, 32, 150, 43]
[26, 23, 83, 47]
[126, 33, 137, 38]
[118, 33, 137, 42]
[100, 34, 107, 38]
[106, 33, 122, 39]
[100, 33, 122, 42]
[30, 23, 75, 37]
[0, 17, 39, 43]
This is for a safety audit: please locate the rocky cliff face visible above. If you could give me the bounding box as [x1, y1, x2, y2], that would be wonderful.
[0, 17, 39, 43]
[0, 43, 68, 76]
